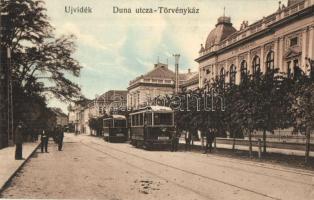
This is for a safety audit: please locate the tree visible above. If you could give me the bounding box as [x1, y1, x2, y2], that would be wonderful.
[1, 0, 82, 102]
[1, 0, 82, 130]
[291, 64, 314, 163]
[88, 117, 104, 137]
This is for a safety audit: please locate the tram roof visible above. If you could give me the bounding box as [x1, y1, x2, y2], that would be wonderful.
[130, 106, 173, 115]
[104, 115, 126, 120]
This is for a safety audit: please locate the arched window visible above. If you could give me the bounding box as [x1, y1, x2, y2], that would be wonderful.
[266, 51, 274, 71]
[252, 56, 261, 78]
[219, 68, 226, 88]
[229, 65, 236, 85]
[240, 60, 248, 82]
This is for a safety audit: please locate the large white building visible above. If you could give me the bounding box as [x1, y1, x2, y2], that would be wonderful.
[127, 62, 198, 109]
[196, 0, 314, 87]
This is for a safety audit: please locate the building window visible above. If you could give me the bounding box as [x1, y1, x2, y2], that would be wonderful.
[240, 60, 248, 82]
[219, 68, 225, 88]
[290, 37, 298, 47]
[266, 51, 275, 71]
[252, 56, 261, 78]
[206, 69, 210, 74]
[229, 65, 236, 85]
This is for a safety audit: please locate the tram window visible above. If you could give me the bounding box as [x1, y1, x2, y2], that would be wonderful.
[131, 115, 136, 126]
[139, 114, 143, 125]
[145, 113, 152, 125]
[153, 113, 173, 125]
[114, 120, 126, 128]
[104, 120, 112, 128]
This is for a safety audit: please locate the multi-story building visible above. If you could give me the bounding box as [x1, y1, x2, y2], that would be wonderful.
[196, 0, 314, 87]
[127, 62, 198, 109]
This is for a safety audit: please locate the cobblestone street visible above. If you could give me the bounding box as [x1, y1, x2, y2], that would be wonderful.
[1, 134, 313, 200]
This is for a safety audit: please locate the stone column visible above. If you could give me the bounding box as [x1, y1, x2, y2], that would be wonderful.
[278, 37, 284, 73]
[274, 39, 279, 69]
[307, 26, 314, 67]
[260, 46, 265, 73]
[247, 51, 251, 75]
[301, 28, 308, 74]
[236, 56, 241, 85]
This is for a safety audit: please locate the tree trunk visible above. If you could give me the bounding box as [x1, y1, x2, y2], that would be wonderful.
[263, 129, 267, 153]
[305, 126, 311, 163]
[248, 130, 253, 158]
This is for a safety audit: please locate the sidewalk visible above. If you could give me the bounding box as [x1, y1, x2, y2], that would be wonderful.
[179, 139, 314, 157]
[0, 141, 40, 193]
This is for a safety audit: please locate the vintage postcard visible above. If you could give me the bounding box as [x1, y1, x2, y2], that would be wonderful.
[0, 0, 314, 199]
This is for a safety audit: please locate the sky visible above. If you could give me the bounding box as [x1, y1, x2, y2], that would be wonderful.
[44, 0, 288, 113]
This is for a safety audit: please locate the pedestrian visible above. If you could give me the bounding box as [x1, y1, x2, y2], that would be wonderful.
[171, 131, 178, 152]
[204, 128, 214, 153]
[58, 127, 64, 151]
[185, 130, 191, 151]
[41, 129, 49, 153]
[15, 121, 24, 160]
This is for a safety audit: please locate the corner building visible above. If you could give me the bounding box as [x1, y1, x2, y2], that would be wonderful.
[196, 0, 314, 87]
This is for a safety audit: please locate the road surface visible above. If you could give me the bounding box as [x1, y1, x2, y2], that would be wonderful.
[1, 134, 313, 200]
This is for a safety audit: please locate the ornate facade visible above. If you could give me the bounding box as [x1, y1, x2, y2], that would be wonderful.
[196, 0, 314, 87]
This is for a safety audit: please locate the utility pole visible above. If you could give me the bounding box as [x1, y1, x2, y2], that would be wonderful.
[173, 54, 180, 94]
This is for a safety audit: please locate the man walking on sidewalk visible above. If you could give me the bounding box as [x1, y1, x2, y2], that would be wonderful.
[15, 121, 24, 160]
[57, 126, 64, 151]
[40, 129, 49, 153]
[204, 128, 214, 154]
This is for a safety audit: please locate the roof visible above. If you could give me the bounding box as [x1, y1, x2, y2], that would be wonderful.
[205, 16, 237, 48]
[111, 115, 126, 120]
[129, 63, 198, 87]
[49, 107, 67, 118]
[130, 106, 173, 115]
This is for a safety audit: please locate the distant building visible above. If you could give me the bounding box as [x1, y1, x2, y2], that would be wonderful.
[68, 98, 91, 134]
[127, 62, 198, 109]
[179, 69, 199, 92]
[68, 90, 127, 135]
[47, 107, 68, 128]
[196, 0, 314, 87]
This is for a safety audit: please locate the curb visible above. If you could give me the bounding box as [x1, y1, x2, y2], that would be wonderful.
[0, 142, 40, 194]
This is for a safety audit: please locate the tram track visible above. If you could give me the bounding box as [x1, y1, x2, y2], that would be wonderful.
[82, 140, 284, 200]
[79, 141, 213, 200]
[191, 151, 314, 177]
[172, 153, 314, 186]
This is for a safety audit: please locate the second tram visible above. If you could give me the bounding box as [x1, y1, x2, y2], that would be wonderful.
[103, 115, 128, 142]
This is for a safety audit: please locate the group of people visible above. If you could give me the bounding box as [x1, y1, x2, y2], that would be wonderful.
[41, 126, 64, 153]
[14, 122, 65, 160]
[170, 128, 216, 153]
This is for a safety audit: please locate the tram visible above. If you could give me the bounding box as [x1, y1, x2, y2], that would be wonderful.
[129, 106, 175, 149]
[103, 115, 128, 142]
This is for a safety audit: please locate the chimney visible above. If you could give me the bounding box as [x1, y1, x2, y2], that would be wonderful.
[188, 68, 191, 73]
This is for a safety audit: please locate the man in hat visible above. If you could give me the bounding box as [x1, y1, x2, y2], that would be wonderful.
[40, 129, 49, 153]
[57, 126, 64, 151]
[15, 121, 24, 160]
